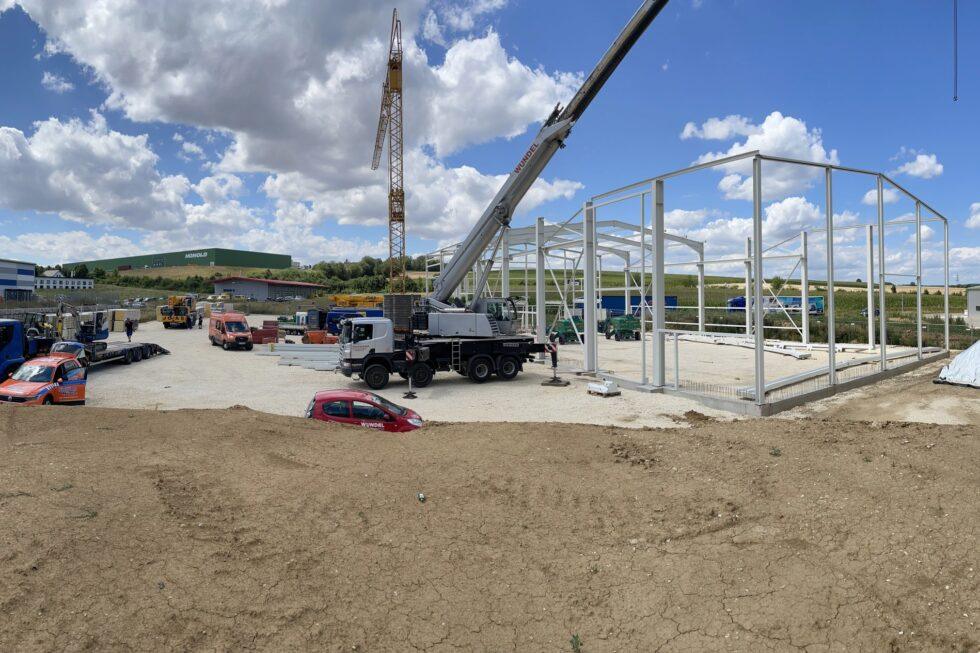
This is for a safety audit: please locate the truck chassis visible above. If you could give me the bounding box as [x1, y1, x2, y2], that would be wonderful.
[341, 335, 546, 390]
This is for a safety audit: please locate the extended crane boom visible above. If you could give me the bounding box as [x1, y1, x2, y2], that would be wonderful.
[429, 0, 670, 305]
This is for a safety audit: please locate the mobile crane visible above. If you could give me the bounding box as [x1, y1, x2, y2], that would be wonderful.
[340, 0, 670, 390]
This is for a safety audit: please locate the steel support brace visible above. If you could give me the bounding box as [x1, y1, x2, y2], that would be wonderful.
[752, 158, 766, 405]
[943, 220, 950, 351]
[697, 255, 706, 333]
[651, 180, 666, 387]
[582, 202, 598, 372]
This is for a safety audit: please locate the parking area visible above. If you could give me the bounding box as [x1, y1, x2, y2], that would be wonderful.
[85, 318, 736, 428]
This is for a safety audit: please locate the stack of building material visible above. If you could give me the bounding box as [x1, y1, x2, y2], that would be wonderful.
[936, 340, 980, 388]
[256, 342, 340, 371]
[250, 320, 279, 345]
[111, 308, 141, 332]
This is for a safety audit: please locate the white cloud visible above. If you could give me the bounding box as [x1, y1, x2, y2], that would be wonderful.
[40, 71, 73, 93]
[688, 111, 839, 201]
[0, 112, 188, 229]
[179, 140, 205, 160]
[967, 202, 980, 229]
[861, 187, 900, 206]
[0, 231, 144, 265]
[680, 115, 759, 140]
[7, 0, 580, 246]
[892, 152, 943, 179]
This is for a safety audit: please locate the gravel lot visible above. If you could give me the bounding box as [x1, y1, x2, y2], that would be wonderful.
[85, 318, 732, 428]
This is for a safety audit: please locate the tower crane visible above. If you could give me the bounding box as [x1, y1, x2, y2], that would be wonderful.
[372, 8, 406, 291]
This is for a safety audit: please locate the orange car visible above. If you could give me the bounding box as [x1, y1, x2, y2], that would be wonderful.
[0, 356, 87, 405]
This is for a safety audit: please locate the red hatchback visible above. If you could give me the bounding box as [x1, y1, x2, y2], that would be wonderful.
[306, 390, 423, 432]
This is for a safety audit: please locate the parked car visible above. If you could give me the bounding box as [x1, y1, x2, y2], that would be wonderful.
[860, 307, 881, 317]
[306, 390, 423, 432]
[0, 356, 87, 405]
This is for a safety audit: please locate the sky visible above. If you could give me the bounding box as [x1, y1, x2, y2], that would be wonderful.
[0, 0, 976, 284]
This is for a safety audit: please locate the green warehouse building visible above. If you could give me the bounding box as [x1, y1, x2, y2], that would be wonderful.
[65, 248, 292, 273]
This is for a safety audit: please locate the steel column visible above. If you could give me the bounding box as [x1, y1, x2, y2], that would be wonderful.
[500, 227, 510, 298]
[877, 176, 887, 370]
[800, 231, 810, 346]
[825, 168, 837, 386]
[535, 217, 546, 352]
[866, 225, 875, 350]
[623, 252, 631, 319]
[651, 180, 666, 387]
[943, 220, 950, 351]
[640, 197, 648, 384]
[915, 202, 923, 360]
[583, 201, 598, 372]
[697, 254, 706, 333]
[752, 158, 765, 405]
[744, 238, 752, 335]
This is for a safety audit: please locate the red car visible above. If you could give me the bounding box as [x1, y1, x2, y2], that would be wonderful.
[306, 390, 423, 432]
[0, 356, 87, 405]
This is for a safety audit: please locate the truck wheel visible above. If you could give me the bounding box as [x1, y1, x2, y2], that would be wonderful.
[614, 332, 622, 341]
[245, 342, 253, 351]
[132, 347, 143, 362]
[363, 364, 390, 390]
[467, 356, 493, 383]
[408, 363, 433, 388]
[163, 323, 171, 329]
[122, 350, 133, 365]
[497, 356, 520, 380]
[633, 331, 640, 341]
[210, 336, 218, 346]
[557, 335, 566, 345]
[605, 331, 612, 340]
[222, 342, 230, 351]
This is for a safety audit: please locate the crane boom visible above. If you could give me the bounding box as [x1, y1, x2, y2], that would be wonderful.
[430, 0, 670, 305]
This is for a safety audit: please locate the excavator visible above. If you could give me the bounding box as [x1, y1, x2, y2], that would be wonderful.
[340, 0, 670, 389]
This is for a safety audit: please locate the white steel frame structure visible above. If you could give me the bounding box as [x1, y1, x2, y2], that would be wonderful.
[424, 151, 951, 415]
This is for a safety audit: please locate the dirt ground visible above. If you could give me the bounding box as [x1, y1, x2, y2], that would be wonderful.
[1, 405, 976, 652]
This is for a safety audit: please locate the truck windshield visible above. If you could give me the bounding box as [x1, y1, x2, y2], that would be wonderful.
[370, 393, 406, 416]
[12, 365, 53, 383]
[224, 321, 247, 333]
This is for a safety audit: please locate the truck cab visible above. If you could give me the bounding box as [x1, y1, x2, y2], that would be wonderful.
[209, 312, 253, 350]
[0, 319, 55, 378]
[339, 317, 393, 375]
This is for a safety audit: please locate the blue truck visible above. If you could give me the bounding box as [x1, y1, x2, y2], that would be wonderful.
[0, 319, 56, 378]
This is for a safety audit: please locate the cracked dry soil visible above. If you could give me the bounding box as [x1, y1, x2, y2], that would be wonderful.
[0, 405, 976, 652]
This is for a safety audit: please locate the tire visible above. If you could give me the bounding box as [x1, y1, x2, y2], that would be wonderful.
[614, 332, 622, 341]
[497, 355, 520, 380]
[222, 342, 230, 351]
[132, 347, 143, 362]
[467, 356, 493, 384]
[363, 363, 390, 390]
[163, 323, 171, 329]
[122, 350, 133, 365]
[210, 336, 219, 346]
[605, 331, 612, 340]
[245, 343, 253, 351]
[408, 363, 434, 388]
[42, 395, 53, 405]
[557, 335, 566, 345]
[633, 331, 640, 341]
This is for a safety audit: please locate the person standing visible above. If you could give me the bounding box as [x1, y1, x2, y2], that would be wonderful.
[124, 317, 134, 343]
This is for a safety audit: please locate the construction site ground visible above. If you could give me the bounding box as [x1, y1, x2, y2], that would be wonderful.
[85, 317, 933, 426]
[1, 404, 976, 651]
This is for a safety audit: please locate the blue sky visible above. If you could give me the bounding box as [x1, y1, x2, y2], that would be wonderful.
[0, 0, 976, 283]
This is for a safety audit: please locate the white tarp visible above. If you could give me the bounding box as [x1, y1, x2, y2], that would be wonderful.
[937, 340, 980, 388]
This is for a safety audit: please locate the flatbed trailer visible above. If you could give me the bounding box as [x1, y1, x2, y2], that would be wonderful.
[340, 322, 547, 389]
[51, 340, 170, 367]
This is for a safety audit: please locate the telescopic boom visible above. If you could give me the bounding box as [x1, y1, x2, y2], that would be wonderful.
[429, 0, 670, 305]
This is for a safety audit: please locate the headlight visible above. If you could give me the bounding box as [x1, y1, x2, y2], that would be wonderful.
[407, 418, 423, 427]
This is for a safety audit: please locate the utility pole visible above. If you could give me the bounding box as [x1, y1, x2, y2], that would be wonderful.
[372, 9, 406, 291]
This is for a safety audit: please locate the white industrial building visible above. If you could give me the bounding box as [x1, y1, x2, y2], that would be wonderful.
[35, 270, 95, 291]
[213, 276, 326, 301]
[0, 258, 36, 301]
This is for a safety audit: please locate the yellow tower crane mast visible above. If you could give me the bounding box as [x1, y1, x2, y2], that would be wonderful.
[372, 8, 406, 291]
